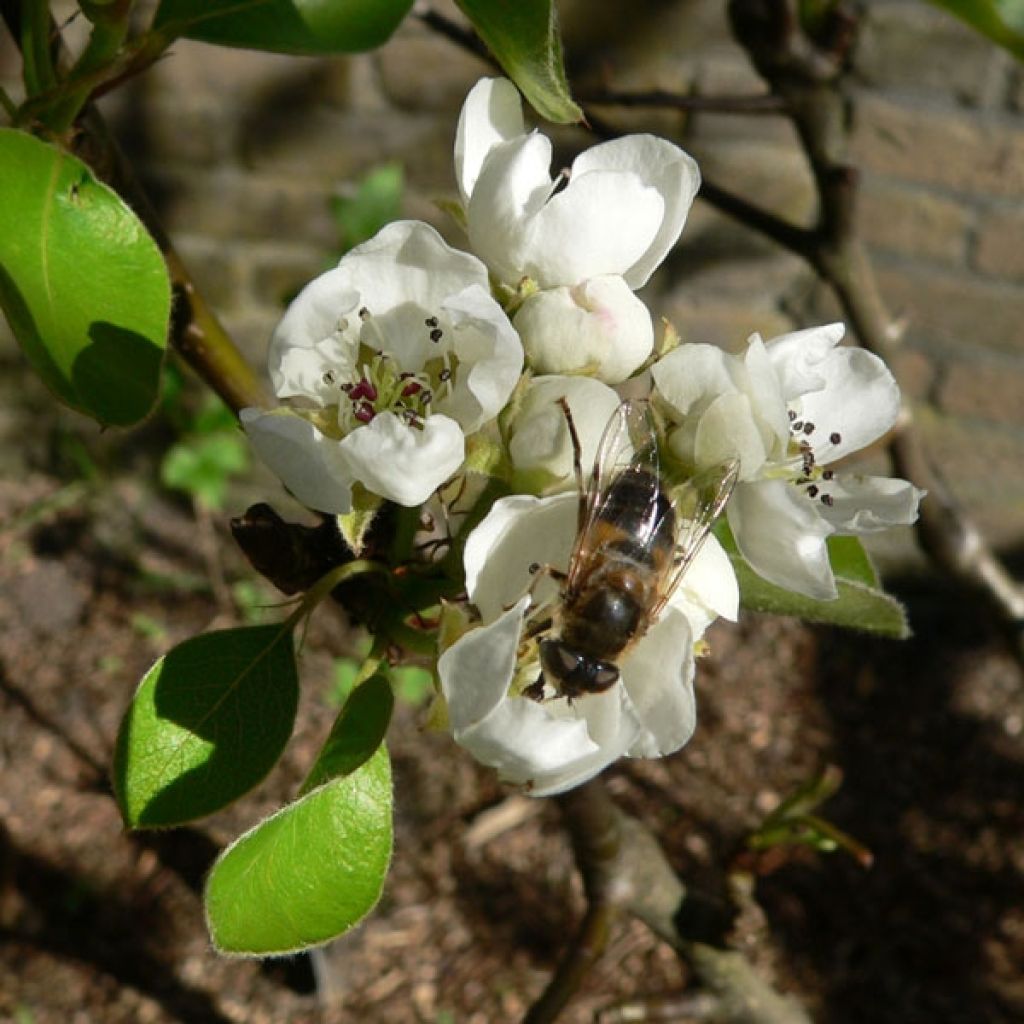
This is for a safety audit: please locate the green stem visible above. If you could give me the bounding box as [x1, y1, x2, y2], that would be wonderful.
[19, 0, 56, 95]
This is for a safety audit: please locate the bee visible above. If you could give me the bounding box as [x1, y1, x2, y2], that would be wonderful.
[524, 399, 738, 701]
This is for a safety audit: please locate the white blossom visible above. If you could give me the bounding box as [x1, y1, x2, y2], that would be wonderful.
[438, 492, 738, 796]
[241, 220, 522, 512]
[454, 77, 699, 384]
[651, 323, 925, 599]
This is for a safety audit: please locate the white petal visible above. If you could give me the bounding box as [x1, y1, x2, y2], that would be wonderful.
[269, 275, 360, 397]
[765, 322, 846, 399]
[571, 135, 700, 288]
[524, 171, 665, 287]
[620, 609, 697, 758]
[694, 392, 769, 480]
[340, 220, 490, 321]
[727, 479, 837, 599]
[669, 532, 740, 630]
[743, 335, 789, 451]
[816, 474, 925, 533]
[436, 284, 524, 432]
[339, 412, 465, 506]
[796, 346, 901, 463]
[454, 77, 526, 205]
[507, 375, 622, 492]
[467, 133, 557, 285]
[651, 343, 742, 418]
[240, 408, 353, 514]
[464, 493, 577, 621]
[514, 277, 654, 384]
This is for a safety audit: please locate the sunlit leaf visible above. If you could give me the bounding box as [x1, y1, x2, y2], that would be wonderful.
[205, 745, 393, 954]
[455, 0, 582, 123]
[300, 674, 393, 795]
[113, 625, 298, 827]
[0, 129, 169, 426]
[330, 163, 404, 256]
[153, 0, 414, 55]
[717, 524, 908, 637]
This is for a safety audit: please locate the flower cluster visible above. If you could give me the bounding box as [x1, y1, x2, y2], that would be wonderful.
[243, 77, 923, 796]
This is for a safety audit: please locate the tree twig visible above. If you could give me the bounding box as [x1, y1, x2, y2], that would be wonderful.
[579, 88, 786, 115]
[722, 0, 1024, 654]
[527, 780, 811, 1024]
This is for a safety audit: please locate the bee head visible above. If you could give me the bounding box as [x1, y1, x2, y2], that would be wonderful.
[539, 639, 620, 698]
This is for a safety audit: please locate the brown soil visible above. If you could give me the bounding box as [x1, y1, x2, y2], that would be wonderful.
[1, 369, 1022, 1024]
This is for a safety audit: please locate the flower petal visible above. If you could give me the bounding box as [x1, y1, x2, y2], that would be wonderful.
[815, 474, 924, 533]
[765, 322, 846, 399]
[467, 133, 558, 285]
[454, 77, 526, 206]
[620, 609, 697, 758]
[694, 391, 769, 480]
[796, 347, 901, 463]
[669, 532, 740, 634]
[727, 479, 837, 599]
[240, 408, 354, 514]
[524, 170, 665, 287]
[651, 342, 742, 418]
[571, 135, 700, 288]
[437, 283, 524, 432]
[339, 411, 465, 506]
[514, 276, 654, 384]
[507, 375, 622, 493]
[464, 493, 577, 620]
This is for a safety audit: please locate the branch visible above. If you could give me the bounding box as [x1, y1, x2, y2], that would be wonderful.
[524, 780, 811, 1024]
[723, 0, 1024, 654]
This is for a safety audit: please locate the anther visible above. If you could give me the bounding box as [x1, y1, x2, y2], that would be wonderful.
[820, 493, 834, 507]
[793, 421, 804, 431]
[354, 403, 375, 423]
[359, 307, 371, 321]
[528, 562, 541, 575]
[438, 368, 452, 382]
[823, 469, 834, 480]
[401, 381, 422, 397]
[429, 328, 443, 343]
[803, 422, 815, 435]
[788, 410, 796, 421]
[830, 431, 842, 444]
[424, 316, 439, 328]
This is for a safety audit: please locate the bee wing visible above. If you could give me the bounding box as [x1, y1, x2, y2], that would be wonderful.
[567, 400, 660, 592]
[651, 457, 740, 619]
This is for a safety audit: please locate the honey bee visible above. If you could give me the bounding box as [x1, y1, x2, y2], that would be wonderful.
[524, 399, 738, 701]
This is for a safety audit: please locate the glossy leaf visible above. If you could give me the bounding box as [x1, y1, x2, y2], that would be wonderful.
[205, 745, 393, 955]
[0, 128, 169, 426]
[153, 0, 414, 55]
[455, 0, 582, 123]
[299, 674, 393, 796]
[924, 0, 1024, 61]
[717, 524, 908, 637]
[114, 625, 299, 827]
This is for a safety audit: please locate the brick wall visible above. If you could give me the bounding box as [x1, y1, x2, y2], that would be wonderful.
[2, 0, 1023, 561]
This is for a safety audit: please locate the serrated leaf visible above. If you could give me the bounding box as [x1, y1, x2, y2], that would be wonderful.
[205, 745, 393, 955]
[113, 625, 299, 827]
[0, 128, 169, 426]
[300, 674, 393, 796]
[716, 523, 907, 637]
[153, 0, 414, 55]
[924, 0, 1024, 62]
[455, 0, 582, 123]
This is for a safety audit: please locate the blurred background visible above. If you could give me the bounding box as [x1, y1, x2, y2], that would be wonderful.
[1, 1, 1023, 1021]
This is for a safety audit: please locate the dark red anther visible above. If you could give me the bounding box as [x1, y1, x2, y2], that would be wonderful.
[349, 378, 378, 402]
[402, 380, 422, 397]
[355, 403, 375, 423]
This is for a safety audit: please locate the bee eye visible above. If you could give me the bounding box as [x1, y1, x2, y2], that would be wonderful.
[592, 665, 620, 690]
[551, 644, 580, 675]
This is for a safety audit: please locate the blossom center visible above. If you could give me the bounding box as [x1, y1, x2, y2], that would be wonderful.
[785, 408, 842, 509]
[319, 309, 458, 433]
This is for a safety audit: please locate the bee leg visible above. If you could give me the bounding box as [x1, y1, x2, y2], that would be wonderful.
[557, 397, 586, 532]
[523, 674, 547, 702]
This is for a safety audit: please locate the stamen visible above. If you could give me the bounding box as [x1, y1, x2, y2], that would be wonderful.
[429, 327, 443, 343]
[830, 431, 842, 444]
[807, 485, 819, 498]
[354, 403, 375, 423]
[793, 421, 804, 431]
[820, 493, 834, 507]
[788, 410, 796, 422]
[401, 380, 422, 397]
[359, 307, 371, 321]
[424, 316, 439, 328]
[802, 422, 815, 435]
[823, 469, 834, 480]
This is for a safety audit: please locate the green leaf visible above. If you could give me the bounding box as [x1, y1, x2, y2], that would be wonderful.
[205, 745, 393, 955]
[455, 0, 582, 123]
[300, 674, 393, 795]
[330, 163, 404, 255]
[0, 129, 169, 426]
[924, 0, 1024, 61]
[716, 524, 908, 637]
[153, 0, 414, 55]
[113, 625, 299, 828]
